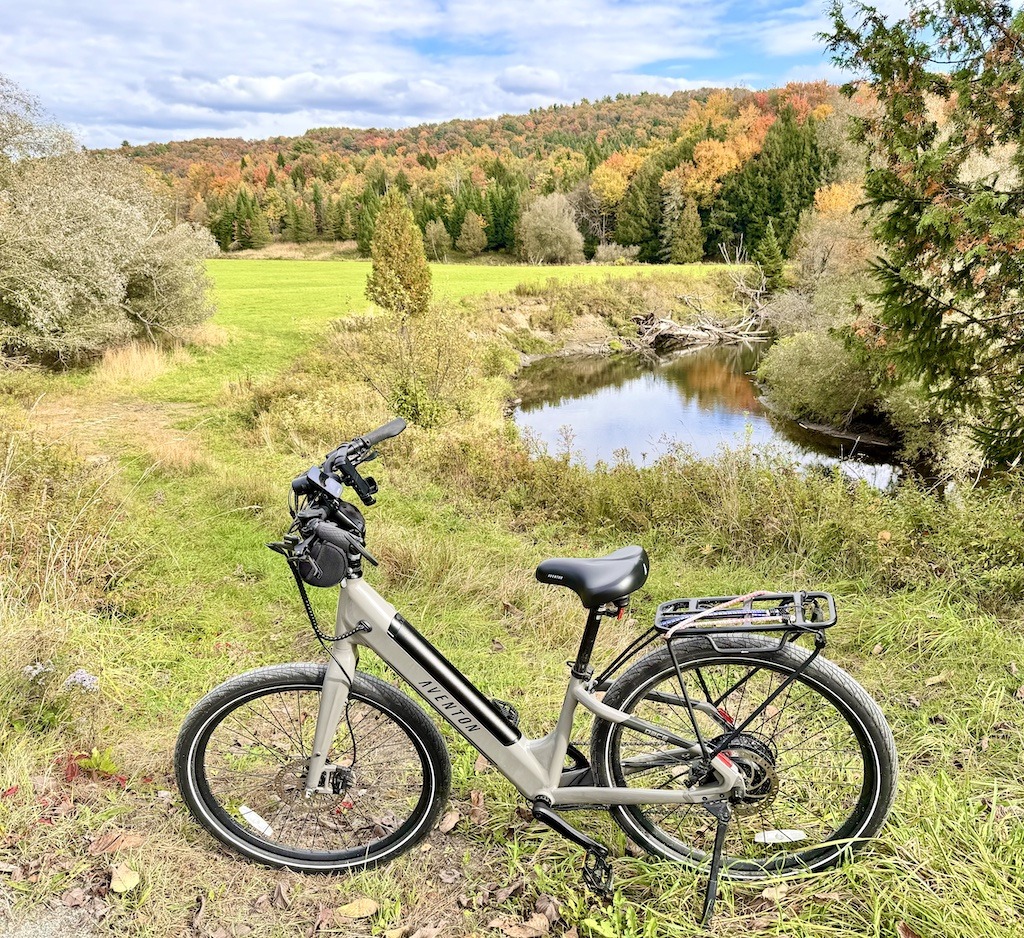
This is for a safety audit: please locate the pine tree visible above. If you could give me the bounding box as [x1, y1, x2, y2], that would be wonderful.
[276, 152, 286, 169]
[266, 166, 277, 188]
[287, 199, 315, 243]
[355, 187, 381, 256]
[706, 108, 823, 255]
[311, 182, 326, 237]
[667, 198, 704, 264]
[455, 210, 487, 256]
[365, 189, 432, 318]
[752, 219, 785, 292]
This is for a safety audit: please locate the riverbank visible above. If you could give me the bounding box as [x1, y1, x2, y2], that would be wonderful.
[2, 259, 1023, 938]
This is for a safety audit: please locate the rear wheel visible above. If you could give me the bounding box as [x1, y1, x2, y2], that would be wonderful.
[591, 636, 896, 878]
[175, 664, 450, 872]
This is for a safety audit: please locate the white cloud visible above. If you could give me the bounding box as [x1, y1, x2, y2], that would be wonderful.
[0, 0, 849, 147]
[496, 66, 563, 96]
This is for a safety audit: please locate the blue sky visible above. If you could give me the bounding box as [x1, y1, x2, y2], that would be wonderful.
[1, 0, 855, 148]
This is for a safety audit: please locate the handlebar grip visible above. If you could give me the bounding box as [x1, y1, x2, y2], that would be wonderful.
[360, 418, 407, 448]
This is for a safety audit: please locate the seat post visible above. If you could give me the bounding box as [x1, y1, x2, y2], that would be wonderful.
[572, 607, 604, 679]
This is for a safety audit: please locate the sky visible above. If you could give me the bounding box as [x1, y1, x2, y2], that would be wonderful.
[1, 0, 853, 148]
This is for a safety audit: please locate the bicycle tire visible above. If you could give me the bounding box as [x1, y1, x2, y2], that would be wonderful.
[590, 635, 897, 879]
[175, 663, 451, 872]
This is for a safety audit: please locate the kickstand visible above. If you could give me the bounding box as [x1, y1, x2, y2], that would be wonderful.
[700, 801, 732, 927]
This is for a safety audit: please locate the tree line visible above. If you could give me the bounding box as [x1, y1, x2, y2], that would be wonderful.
[131, 84, 846, 265]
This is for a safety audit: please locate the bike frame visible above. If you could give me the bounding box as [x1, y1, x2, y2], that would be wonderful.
[303, 575, 743, 805]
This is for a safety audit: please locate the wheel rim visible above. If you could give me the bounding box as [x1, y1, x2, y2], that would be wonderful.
[189, 683, 435, 863]
[608, 654, 880, 874]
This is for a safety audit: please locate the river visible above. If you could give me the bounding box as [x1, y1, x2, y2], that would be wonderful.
[513, 344, 898, 486]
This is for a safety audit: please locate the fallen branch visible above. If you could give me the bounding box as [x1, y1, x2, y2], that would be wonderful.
[628, 313, 769, 354]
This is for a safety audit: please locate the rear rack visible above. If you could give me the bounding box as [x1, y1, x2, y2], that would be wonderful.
[655, 591, 837, 638]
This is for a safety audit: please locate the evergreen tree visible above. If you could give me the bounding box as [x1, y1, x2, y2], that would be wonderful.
[276, 152, 286, 169]
[706, 108, 823, 256]
[266, 166, 277, 188]
[826, 0, 1024, 460]
[752, 219, 785, 292]
[483, 183, 520, 251]
[329, 197, 353, 240]
[614, 165, 661, 262]
[355, 186, 381, 256]
[209, 197, 236, 251]
[365, 189, 432, 318]
[311, 181, 326, 237]
[666, 197, 704, 264]
[455, 210, 487, 256]
[287, 199, 315, 243]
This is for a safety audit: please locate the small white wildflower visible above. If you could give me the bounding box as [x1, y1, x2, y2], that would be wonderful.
[22, 661, 52, 681]
[62, 669, 99, 693]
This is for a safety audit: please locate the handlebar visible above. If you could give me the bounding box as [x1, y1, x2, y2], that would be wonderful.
[291, 417, 407, 505]
[358, 417, 407, 449]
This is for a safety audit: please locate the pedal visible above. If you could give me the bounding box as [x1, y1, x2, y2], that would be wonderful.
[490, 698, 520, 728]
[582, 849, 614, 896]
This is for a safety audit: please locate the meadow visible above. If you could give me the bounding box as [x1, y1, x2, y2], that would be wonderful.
[1, 258, 1022, 938]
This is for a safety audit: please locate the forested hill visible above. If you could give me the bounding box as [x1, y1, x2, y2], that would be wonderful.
[112, 81, 855, 264]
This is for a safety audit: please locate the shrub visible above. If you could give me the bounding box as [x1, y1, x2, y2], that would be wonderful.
[0, 154, 217, 364]
[756, 331, 878, 427]
[516, 194, 585, 265]
[455, 210, 487, 256]
[593, 243, 640, 265]
[423, 219, 451, 262]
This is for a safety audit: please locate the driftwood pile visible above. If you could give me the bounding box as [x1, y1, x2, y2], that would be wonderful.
[629, 311, 769, 356]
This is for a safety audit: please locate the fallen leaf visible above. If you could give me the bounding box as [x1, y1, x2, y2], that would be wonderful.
[272, 881, 291, 910]
[877, 530, 892, 543]
[924, 672, 950, 686]
[535, 894, 561, 924]
[927, 714, 948, 725]
[438, 810, 461, 834]
[896, 924, 923, 938]
[408, 927, 442, 938]
[63, 887, 88, 908]
[337, 897, 378, 919]
[907, 695, 922, 709]
[759, 883, 789, 902]
[872, 644, 884, 656]
[474, 753, 492, 774]
[979, 736, 990, 751]
[89, 830, 146, 855]
[501, 600, 523, 618]
[491, 638, 507, 652]
[109, 862, 140, 894]
[493, 879, 525, 904]
[469, 789, 488, 825]
[384, 929, 408, 938]
[1010, 662, 1019, 676]
[488, 913, 549, 937]
[1015, 686, 1024, 701]
[439, 869, 460, 884]
[308, 906, 335, 936]
[193, 894, 206, 930]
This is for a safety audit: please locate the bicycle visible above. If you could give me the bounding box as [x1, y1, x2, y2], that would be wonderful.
[175, 418, 897, 923]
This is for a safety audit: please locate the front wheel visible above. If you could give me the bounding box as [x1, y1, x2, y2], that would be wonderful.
[591, 635, 897, 879]
[175, 664, 451, 872]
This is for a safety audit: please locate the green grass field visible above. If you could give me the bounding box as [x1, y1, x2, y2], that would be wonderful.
[2, 259, 1022, 938]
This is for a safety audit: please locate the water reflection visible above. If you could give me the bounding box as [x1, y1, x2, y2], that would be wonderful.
[514, 345, 898, 486]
